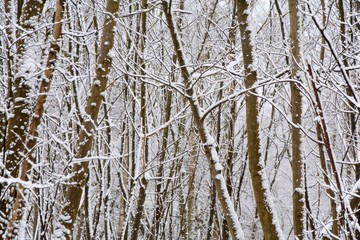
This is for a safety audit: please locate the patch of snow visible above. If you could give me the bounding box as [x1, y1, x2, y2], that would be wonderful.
[21, 109, 30, 114]
[313, 116, 321, 122]
[93, 80, 101, 86]
[108, 49, 116, 58]
[214, 162, 223, 172]
[294, 187, 305, 195]
[144, 171, 151, 180]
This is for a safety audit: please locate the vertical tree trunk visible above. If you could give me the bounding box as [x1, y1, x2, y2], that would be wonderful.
[338, 0, 358, 182]
[222, 3, 238, 238]
[117, 121, 129, 239]
[308, 64, 357, 238]
[130, 0, 150, 238]
[1, 78, 30, 238]
[117, 8, 134, 235]
[182, 130, 198, 239]
[55, 0, 120, 238]
[153, 88, 172, 238]
[236, 1, 284, 239]
[288, 0, 306, 239]
[0, 109, 5, 161]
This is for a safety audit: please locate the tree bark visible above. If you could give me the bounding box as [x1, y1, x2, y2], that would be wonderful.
[55, 0, 120, 238]
[288, 0, 306, 239]
[130, 0, 150, 238]
[4, 1, 65, 238]
[307, 64, 339, 236]
[0, 1, 46, 237]
[162, 1, 245, 239]
[236, 1, 284, 239]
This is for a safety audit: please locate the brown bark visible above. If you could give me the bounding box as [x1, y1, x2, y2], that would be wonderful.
[237, 1, 283, 239]
[0, 109, 5, 159]
[309, 65, 355, 238]
[153, 88, 172, 238]
[57, 0, 120, 238]
[274, 0, 289, 65]
[130, 0, 150, 238]
[0, 78, 31, 238]
[130, 177, 147, 240]
[3, 0, 45, 178]
[339, 0, 359, 181]
[117, 124, 128, 238]
[307, 1, 359, 237]
[162, 1, 244, 239]
[3, 1, 65, 238]
[117, 6, 134, 236]
[0, 0, 46, 237]
[307, 65, 339, 236]
[288, 0, 306, 239]
[187, 147, 197, 239]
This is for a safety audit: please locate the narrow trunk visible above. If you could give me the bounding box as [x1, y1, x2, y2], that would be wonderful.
[186, 130, 198, 239]
[130, 0, 149, 238]
[162, 1, 245, 239]
[308, 65, 356, 238]
[339, 0, 358, 182]
[307, 65, 339, 236]
[153, 88, 172, 238]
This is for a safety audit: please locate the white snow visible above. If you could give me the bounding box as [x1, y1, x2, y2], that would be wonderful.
[203, 126, 245, 239]
[313, 116, 321, 122]
[214, 162, 223, 172]
[108, 49, 116, 58]
[93, 80, 101, 86]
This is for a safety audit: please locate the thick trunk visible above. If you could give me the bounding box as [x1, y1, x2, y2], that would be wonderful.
[56, 0, 120, 238]
[4, 1, 65, 237]
[237, 1, 284, 239]
[288, 0, 305, 239]
[1, 78, 30, 238]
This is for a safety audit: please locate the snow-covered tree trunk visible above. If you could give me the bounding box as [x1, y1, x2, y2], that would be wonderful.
[236, 0, 284, 239]
[54, 0, 120, 238]
[0, 0, 45, 237]
[129, 0, 151, 238]
[153, 88, 172, 238]
[162, 1, 245, 239]
[5, 0, 65, 237]
[288, 0, 306, 239]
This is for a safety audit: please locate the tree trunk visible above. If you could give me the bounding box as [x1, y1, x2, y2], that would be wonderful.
[153, 88, 172, 238]
[5, 0, 65, 237]
[162, 1, 244, 239]
[130, 0, 150, 238]
[288, 0, 306, 239]
[307, 64, 339, 236]
[236, 1, 284, 239]
[55, 0, 120, 238]
[1, 3, 45, 234]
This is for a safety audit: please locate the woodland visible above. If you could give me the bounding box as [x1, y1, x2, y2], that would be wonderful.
[0, 0, 360, 239]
